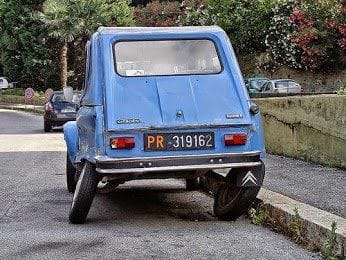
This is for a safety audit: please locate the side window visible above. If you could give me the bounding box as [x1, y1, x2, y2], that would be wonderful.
[287, 81, 296, 88]
[81, 41, 92, 105]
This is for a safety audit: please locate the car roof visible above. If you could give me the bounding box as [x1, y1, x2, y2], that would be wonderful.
[97, 26, 224, 35]
[272, 79, 296, 82]
[246, 77, 269, 81]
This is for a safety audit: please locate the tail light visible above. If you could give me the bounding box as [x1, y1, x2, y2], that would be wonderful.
[224, 134, 247, 146]
[274, 88, 280, 95]
[110, 137, 135, 149]
[300, 85, 304, 93]
[45, 102, 53, 112]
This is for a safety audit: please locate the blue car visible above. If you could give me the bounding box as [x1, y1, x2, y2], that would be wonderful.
[64, 26, 266, 224]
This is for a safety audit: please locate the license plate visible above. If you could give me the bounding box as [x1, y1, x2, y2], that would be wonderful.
[62, 108, 75, 113]
[144, 132, 215, 151]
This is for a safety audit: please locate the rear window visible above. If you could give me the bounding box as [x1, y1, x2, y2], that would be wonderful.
[51, 93, 81, 103]
[114, 39, 222, 77]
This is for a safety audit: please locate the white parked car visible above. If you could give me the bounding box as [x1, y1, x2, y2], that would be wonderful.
[261, 79, 303, 94]
[0, 77, 12, 89]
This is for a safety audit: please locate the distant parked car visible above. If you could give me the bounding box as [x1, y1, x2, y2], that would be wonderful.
[43, 91, 82, 132]
[244, 77, 269, 93]
[0, 77, 12, 89]
[261, 79, 302, 94]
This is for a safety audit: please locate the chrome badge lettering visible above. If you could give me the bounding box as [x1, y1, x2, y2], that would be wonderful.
[116, 119, 141, 124]
[226, 114, 243, 119]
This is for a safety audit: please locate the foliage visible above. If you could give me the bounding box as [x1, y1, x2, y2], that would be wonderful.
[134, 1, 182, 27]
[323, 221, 340, 260]
[0, 0, 59, 91]
[248, 204, 266, 226]
[39, 0, 135, 88]
[265, 0, 300, 70]
[336, 86, 346, 95]
[178, 0, 215, 26]
[265, 0, 345, 71]
[207, 0, 274, 53]
[0, 88, 25, 96]
[288, 207, 303, 243]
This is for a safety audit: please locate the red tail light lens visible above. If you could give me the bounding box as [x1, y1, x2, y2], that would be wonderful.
[45, 102, 53, 112]
[224, 134, 247, 146]
[110, 137, 135, 149]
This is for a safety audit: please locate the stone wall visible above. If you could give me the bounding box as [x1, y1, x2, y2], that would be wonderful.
[254, 95, 346, 169]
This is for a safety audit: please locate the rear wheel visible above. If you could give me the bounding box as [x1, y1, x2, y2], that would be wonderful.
[69, 161, 99, 224]
[213, 168, 260, 221]
[66, 152, 76, 193]
[44, 119, 51, 132]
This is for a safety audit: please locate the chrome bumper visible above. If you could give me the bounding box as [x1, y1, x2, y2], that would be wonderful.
[95, 151, 262, 174]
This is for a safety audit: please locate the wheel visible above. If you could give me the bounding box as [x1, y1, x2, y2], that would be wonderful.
[44, 119, 51, 132]
[186, 178, 199, 191]
[66, 152, 76, 193]
[69, 161, 99, 224]
[213, 168, 260, 221]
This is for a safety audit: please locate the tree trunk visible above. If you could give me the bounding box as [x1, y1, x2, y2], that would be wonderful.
[60, 42, 68, 89]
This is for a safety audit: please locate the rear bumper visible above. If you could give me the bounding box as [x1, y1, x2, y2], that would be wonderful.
[95, 151, 262, 174]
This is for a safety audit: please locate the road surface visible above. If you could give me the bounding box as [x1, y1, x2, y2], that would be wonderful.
[0, 109, 325, 259]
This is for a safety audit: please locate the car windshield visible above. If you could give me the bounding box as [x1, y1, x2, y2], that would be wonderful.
[250, 79, 267, 90]
[52, 93, 81, 103]
[114, 39, 222, 77]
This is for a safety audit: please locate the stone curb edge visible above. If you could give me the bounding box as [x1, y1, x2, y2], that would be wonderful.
[258, 189, 345, 257]
[0, 105, 44, 115]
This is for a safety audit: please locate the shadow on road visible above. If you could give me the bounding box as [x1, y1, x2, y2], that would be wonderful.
[88, 182, 217, 224]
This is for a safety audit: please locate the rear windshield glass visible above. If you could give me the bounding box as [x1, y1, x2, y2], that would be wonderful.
[51, 93, 81, 103]
[114, 39, 222, 77]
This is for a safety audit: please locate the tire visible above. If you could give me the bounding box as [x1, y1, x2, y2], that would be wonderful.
[66, 152, 76, 193]
[213, 168, 260, 221]
[186, 178, 199, 191]
[44, 119, 51, 132]
[69, 161, 99, 224]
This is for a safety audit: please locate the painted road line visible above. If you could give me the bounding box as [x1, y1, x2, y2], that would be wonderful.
[258, 188, 345, 256]
[0, 134, 66, 152]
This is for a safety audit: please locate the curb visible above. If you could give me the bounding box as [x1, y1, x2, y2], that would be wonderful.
[0, 105, 44, 115]
[258, 189, 345, 257]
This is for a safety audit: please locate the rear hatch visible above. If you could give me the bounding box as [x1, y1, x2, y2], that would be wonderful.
[105, 75, 251, 129]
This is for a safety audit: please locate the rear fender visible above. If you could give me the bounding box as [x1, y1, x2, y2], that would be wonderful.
[63, 121, 78, 164]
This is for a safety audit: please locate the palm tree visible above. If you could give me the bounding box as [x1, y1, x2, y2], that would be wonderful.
[40, 0, 135, 89]
[40, 0, 82, 89]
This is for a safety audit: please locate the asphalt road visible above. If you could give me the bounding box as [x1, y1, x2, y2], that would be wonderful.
[0, 109, 326, 259]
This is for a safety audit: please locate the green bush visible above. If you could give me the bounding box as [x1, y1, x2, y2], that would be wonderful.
[0, 88, 25, 96]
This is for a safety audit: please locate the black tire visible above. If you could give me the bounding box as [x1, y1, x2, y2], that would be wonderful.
[66, 152, 76, 193]
[44, 119, 51, 132]
[69, 161, 99, 224]
[186, 178, 199, 191]
[213, 168, 260, 221]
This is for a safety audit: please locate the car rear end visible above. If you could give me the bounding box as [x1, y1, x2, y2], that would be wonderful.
[95, 32, 265, 178]
[44, 92, 81, 128]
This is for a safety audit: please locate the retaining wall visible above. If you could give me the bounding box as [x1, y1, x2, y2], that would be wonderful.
[254, 95, 346, 169]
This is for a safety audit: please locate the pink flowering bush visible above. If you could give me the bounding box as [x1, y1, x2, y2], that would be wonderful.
[265, 0, 345, 71]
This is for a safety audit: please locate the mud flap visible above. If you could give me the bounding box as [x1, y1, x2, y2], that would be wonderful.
[236, 162, 265, 187]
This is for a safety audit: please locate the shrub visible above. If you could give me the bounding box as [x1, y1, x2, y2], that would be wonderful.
[134, 1, 182, 27]
[265, 0, 345, 71]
